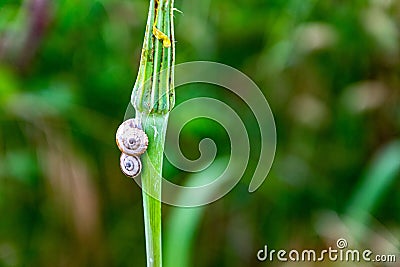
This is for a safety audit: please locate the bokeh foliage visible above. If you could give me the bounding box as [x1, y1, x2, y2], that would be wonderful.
[0, 0, 399, 266]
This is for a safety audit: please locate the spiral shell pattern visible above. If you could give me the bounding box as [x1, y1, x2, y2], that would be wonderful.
[116, 119, 148, 156]
[120, 153, 142, 178]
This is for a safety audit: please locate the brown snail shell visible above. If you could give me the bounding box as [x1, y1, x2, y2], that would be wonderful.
[120, 153, 142, 178]
[116, 119, 148, 156]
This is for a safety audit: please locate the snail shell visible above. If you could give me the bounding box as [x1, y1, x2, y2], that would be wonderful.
[116, 119, 148, 156]
[120, 153, 142, 178]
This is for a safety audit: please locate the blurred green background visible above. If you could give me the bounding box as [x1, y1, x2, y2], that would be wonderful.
[0, 0, 399, 266]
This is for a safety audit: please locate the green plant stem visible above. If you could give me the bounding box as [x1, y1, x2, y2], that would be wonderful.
[140, 113, 169, 267]
[131, 0, 175, 266]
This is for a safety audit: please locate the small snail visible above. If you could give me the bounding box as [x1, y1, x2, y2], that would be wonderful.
[116, 118, 149, 178]
[120, 154, 142, 178]
[116, 119, 149, 156]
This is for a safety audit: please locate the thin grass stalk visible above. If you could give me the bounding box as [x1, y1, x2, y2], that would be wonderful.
[131, 0, 175, 266]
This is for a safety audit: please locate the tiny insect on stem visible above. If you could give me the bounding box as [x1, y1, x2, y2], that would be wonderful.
[153, 26, 171, 48]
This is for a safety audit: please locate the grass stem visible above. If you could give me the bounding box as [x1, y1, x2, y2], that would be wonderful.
[131, 0, 175, 266]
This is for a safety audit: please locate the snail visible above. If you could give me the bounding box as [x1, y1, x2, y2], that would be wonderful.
[120, 153, 142, 178]
[116, 119, 149, 156]
[116, 118, 149, 178]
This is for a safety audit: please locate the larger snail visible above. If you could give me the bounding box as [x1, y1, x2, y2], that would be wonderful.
[116, 119, 149, 178]
[116, 119, 148, 156]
